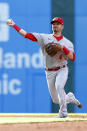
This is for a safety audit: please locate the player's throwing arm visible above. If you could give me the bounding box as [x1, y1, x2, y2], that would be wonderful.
[6, 19, 27, 37]
[6, 19, 37, 41]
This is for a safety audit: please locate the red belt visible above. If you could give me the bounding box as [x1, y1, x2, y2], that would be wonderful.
[45, 65, 66, 71]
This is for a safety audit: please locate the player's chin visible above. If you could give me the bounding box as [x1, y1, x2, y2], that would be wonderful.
[53, 28, 60, 33]
[53, 29, 58, 33]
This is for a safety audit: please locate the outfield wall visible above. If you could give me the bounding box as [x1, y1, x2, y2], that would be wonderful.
[0, 0, 87, 113]
[0, 0, 51, 113]
[74, 0, 87, 113]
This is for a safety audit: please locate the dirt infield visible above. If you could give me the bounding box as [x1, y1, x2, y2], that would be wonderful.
[0, 121, 87, 131]
[0, 114, 87, 131]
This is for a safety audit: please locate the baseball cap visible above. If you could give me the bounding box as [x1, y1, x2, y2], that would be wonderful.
[51, 17, 64, 25]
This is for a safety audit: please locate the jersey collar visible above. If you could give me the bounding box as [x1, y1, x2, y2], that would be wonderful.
[53, 35, 63, 41]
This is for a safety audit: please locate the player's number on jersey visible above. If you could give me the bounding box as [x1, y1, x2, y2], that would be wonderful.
[0, 3, 9, 42]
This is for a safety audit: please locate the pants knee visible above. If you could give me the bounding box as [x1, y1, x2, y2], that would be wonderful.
[52, 98, 59, 104]
[57, 87, 65, 105]
[59, 97, 64, 105]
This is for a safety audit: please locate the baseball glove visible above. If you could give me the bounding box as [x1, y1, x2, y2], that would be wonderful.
[45, 42, 62, 57]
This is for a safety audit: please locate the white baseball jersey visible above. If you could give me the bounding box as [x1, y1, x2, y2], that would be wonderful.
[32, 33, 74, 68]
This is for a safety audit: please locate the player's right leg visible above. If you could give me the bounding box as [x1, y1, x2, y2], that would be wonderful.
[46, 71, 59, 104]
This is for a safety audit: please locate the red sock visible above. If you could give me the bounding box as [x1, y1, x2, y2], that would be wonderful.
[13, 24, 21, 32]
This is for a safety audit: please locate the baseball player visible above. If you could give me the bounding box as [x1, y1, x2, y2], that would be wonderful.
[6, 17, 82, 118]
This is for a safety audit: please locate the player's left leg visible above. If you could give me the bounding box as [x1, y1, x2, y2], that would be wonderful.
[66, 92, 82, 108]
[55, 66, 68, 118]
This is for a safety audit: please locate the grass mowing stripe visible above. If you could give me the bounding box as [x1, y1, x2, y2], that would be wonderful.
[0, 113, 87, 124]
[0, 117, 87, 124]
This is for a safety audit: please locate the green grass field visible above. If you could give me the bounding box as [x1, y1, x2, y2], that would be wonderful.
[0, 113, 87, 124]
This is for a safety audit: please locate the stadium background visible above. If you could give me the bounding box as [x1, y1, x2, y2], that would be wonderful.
[0, 0, 86, 113]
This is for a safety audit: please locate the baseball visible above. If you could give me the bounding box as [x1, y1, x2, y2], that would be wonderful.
[6, 19, 15, 26]
[7, 19, 12, 23]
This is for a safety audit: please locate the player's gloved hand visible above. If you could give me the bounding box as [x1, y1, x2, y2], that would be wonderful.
[6, 19, 15, 27]
[45, 42, 62, 57]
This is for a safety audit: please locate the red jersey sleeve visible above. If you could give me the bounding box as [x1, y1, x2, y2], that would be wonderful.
[25, 33, 37, 41]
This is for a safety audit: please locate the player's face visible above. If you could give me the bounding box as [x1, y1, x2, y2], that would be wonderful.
[52, 22, 64, 33]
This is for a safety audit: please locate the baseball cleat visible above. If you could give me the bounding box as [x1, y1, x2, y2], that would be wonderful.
[55, 114, 69, 118]
[67, 92, 82, 108]
[55, 112, 69, 118]
[77, 104, 82, 108]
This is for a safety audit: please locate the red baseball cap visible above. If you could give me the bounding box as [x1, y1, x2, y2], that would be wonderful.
[51, 17, 64, 25]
